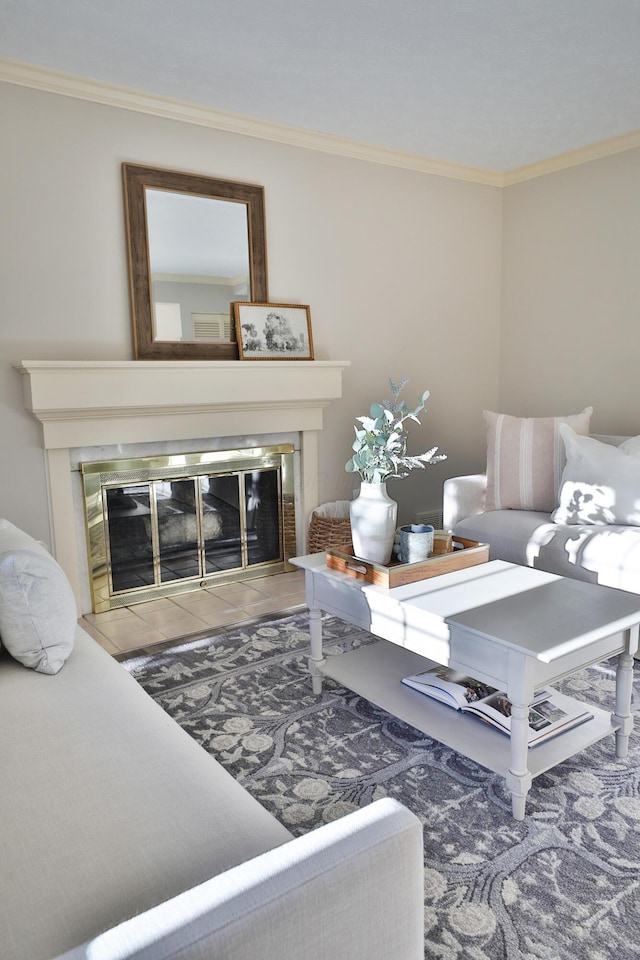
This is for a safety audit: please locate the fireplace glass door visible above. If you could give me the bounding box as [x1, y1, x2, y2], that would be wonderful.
[82, 446, 295, 612]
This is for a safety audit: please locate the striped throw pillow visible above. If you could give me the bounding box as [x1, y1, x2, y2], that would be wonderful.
[484, 407, 593, 512]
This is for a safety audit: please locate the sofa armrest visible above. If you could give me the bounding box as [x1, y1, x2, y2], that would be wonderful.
[55, 798, 424, 960]
[443, 474, 487, 530]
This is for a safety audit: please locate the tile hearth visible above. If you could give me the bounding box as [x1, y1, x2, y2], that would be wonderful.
[82, 570, 307, 655]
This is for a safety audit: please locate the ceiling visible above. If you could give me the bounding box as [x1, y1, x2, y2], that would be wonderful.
[2, 0, 640, 173]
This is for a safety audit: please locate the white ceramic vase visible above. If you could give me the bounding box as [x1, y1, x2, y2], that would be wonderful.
[350, 481, 398, 564]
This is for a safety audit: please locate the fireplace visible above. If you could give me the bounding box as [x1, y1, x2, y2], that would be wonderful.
[16, 359, 349, 614]
[82, 445, 296, 612]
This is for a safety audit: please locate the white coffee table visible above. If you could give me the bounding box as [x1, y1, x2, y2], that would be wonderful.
[290, 555, 640, 819]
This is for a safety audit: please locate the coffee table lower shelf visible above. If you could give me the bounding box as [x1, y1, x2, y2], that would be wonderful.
[322, 640, 618, 783]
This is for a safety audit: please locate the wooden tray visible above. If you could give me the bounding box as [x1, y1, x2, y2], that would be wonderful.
[326, 536, 489, 588]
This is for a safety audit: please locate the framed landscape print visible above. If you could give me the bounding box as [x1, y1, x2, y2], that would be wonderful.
[233, 302, 314, 360]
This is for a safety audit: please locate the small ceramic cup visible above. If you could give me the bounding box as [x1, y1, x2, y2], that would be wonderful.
[399, 524, 435, 564]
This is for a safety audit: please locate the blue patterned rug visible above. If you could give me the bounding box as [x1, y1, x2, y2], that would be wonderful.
[120, 611, 640, 960]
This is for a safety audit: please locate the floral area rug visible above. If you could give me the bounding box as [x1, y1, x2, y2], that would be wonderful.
[120, 611, 640, 960]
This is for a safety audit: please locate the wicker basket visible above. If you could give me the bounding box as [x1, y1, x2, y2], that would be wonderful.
[307, 500, 353, 554]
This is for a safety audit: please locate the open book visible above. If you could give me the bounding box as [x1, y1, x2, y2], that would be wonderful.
[401, 666, 593, 747]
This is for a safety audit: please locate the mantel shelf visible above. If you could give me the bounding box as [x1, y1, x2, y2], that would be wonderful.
[16, 359, 350, 448]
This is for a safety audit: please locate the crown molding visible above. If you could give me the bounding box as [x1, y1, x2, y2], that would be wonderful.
[502, 129, 640, 185]
[2, 56, 640, 188]
[0, 56, 502, 186]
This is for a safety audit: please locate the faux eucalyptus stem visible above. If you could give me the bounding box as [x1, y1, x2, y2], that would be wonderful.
[345, 378, 446, 484]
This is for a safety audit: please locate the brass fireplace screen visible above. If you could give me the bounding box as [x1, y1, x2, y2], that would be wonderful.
[81, 445, 296, 613]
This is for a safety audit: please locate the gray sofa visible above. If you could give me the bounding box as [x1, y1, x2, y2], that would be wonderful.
[443, 434, 640, 595]
[0, 521, 424, 960]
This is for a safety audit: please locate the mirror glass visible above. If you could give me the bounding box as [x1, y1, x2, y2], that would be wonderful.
[123, 164, 268, 360]
[146, 191, 250, 343]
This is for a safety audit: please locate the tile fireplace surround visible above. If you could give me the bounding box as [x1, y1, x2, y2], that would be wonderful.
[16, 360, 349, 614]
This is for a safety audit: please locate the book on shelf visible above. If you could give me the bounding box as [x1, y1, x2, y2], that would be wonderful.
[401, 665, 593, 747]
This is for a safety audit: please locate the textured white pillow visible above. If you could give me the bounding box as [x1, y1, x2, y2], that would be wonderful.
[484, 407, 593, 512]
[620, 435, 640, 457]
[0, 519, 76, 674]
[552, 427, 640, 526]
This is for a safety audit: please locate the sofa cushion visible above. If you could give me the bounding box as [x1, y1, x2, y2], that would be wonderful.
[54, 798, 424, 960]
[455, 509, 559, 568]
[620, 434, 640, 456]
[484, 407, 593, 512]
[0, 519, 76, 674]
[1, 627, 293, 960]
[552, 427, 640, 526]
[455, 509, 640, 594]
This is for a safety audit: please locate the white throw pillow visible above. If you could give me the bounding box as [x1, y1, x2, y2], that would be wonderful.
[620, 435, 640, 457]
[552, 427, 640, 526]
[484, 407, 593, 512]
[0, 519, 76, 674]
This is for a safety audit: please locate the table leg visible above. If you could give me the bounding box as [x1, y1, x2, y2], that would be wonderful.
[506, 701, 533, 820]
[613, 641, 635, 759]
[308, 606, 326, 695]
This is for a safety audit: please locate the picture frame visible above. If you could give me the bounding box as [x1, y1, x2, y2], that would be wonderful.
[233, 302, 314, 360]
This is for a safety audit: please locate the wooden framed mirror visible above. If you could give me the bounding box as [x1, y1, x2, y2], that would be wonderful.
[122, 164, 268, 359]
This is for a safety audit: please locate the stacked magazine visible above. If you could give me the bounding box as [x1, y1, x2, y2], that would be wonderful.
[401, 666, 593, 747]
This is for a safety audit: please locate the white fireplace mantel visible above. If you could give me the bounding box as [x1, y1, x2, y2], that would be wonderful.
[16, 360, 350, 448]
[16, 359, 350, 608]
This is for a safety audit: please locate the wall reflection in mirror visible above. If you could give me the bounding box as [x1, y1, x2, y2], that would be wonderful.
[146, 190, 250, 343]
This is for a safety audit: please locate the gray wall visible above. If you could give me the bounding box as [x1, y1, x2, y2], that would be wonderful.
[5, 79, 639, 561]
[8, 75, 638, 560]
[152, 279, 233, 339]
[1, 80, 503, 548]
[501, 149, 640, 434]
